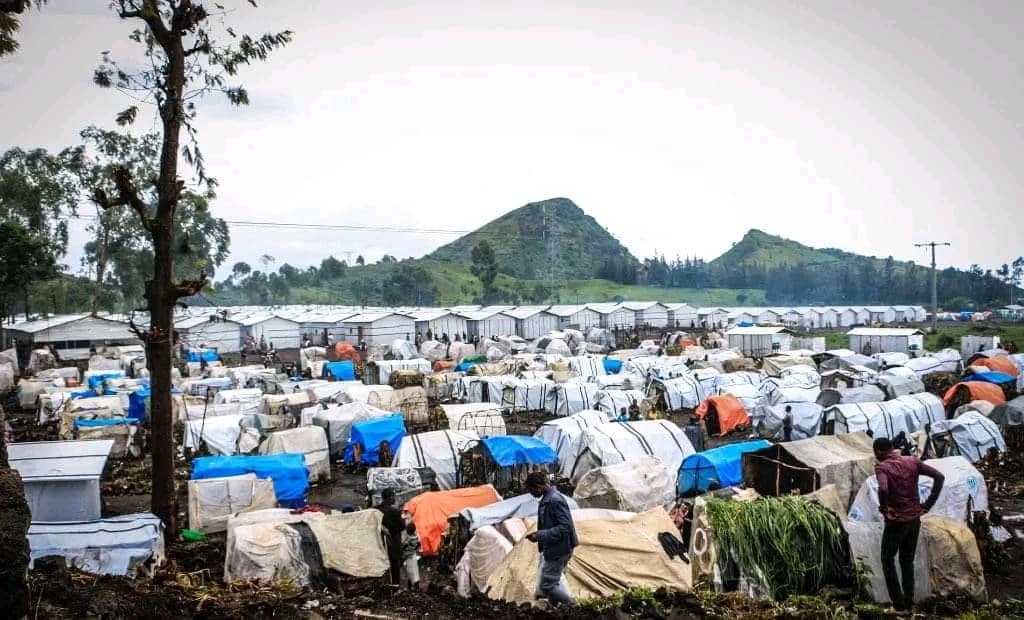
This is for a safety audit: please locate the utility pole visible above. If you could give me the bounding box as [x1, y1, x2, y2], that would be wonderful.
[915, 241, 951, 332]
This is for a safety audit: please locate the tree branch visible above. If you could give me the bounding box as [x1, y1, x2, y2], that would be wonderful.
[127, 308, 151, 342]
[90, 165, 154, 233]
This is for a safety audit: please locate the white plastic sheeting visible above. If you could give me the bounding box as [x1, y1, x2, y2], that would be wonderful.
[946, 412, 1007, 462]
[259, 426, 331, 483]
[712, 371, 765, 391]
[338, 384, 394, 405]
[183, 414, 244, 455]
[905, 349, 962, 377]
[848, 456, 988, 524]
[312, 402, 394, 456]
[215, 388, 264, 414]
[593, 389, 645, 418]
[877, 367, 926, 398]
[533, 410, 610, 478]
[653, 375, 706, 410]
[873, 352, 910, 367]
[28, 513, 165, 577]
[573, 455, 675, 512]
[717, 383, 768, 422]
[369, 359, 432, 385]
[566, 355, 606, 380]
[760, 402, 823, 440]
[187, 474, 278, 533]
[568, 420, 695, 484]
[457, 493, 579, 533]
[545, 382, 601, 417]
[827, 393, 944, 439]
[393, 430, 480, 490]
[441, 403, 507, 437]
[492, 379, 552, 412]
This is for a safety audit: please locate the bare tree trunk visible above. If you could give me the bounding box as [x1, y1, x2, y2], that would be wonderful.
[91, 222, 110, 316]
[0, 405, 30, 618]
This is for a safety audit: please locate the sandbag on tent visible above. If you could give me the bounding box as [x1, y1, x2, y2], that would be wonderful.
[312, 401, 394, 456]
[943, 381, 1007, 408]
[742, 432, 875, 509]
[650, 375, 706, 411]
[877, 367, 925, 399]
[695, 394, 750, 436]
[493, 378, 552, 412]
[760, 402, 823, 441]
[192, 453, 309, 508]
[260, 426, 331, 483]
[593, 389, 644, 418]
[533, 410, 610, 478]
[816, 385, 886, 408]
[678, 440, 771, 495]
[405, 485, 502, 556]
[393, 430, 480, 490]
[343, 414, 405, 466]
[945, 411, 1006, 462]
[187, 474, 278, 533]
[826, 393, 944, 438]
[27, 513, 164, 577]
[574, 455, 675, 512]
[485, 508, 691, 604]
[441, 403, 506, 437]
[545, 382, 600, 417]
[224, 509, 390, 584]
[848, 456, 988, 524]
[845, 516, 985, 605]
[569, 420, 695, 484]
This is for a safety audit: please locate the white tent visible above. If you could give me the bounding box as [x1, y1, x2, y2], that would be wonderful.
[760, 402, 823, 440]
[441, 403, 507, 437]
[533, 410, 610, 478]
[945, 412, 1007, 462]
[392, 430, 480, 489]
[566, 355, 606, 380]
[573, 455, 675, 513]
[187, 474, 278, 533]
[593, 389, 645, 417]
[9, 439, 113, 522]
[183, 413, 244, 455]
[712, 371, 765, 391]
[214, 388, 264, 414]
[27, 513, 164, 577]
[877, 367, 926, 398]
[545, 382, 601, 417]
[312, 401, 394, 456]
[826, 393, 944, 438]
[905, 349, 962, 377]
[717, 382, 768, 421]
[568, 420, 695, 484]
[652, 375, 706, 410]
[456, 493, 579, 534]
[259, 426, 331, 483]
[489, 378, 551, 412]
[848, 456, 988, 524]
[366, 359, 431, 385]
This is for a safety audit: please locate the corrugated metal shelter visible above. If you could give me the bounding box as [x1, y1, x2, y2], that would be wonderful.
[175, 315, 243, 352]
[546, 305, 601, 330]
[4, 314, 139, 360]
[337, 312, 416, 346]
[725, 326, 794, 357]
[847, 328, 924, 355]
[503, 307, 559, 340]
[588, 303, 636, 330]
[9, 439, 113, 522]
[665, 303, 698, 328]
[621, 302, 670, 328]
[464, 309, 516, 339]
[409, 310, 469, 341]
[232, 313, 302, 350]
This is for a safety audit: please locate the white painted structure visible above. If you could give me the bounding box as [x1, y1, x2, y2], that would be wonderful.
[697, 307, 729, 328]
[665, 303, 698, 328]
[621, 302, 670, 327]
[847, 328, 924, 355]
[4, 314, 140, 359]
[233, 313, 302, 350]
[588, 303, 636, 330]
[725, 326, 794, 357]
[546, 305, 601, 330]
[410, 310, 469, 341]
[504, 307, 560, 339]
[337, 312, 416, 346]
[175, 315, 244, 352]
[463, 309, 516, 339]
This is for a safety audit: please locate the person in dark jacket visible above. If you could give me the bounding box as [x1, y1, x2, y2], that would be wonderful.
[525, 471, 578, 606]
[873, 437, 945, 612]
[376, 488, 405, 586]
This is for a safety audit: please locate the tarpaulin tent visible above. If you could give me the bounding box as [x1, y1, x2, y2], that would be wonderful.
[456, 493, 579, 535]
[713, 371, 766, 391]
[877, 367, 926, 399]
[742, 432, 875, 509]
[593, 389, 645, 418]
[943, 381, 1007, 408]
[760, 402, 823, 441]
[825, 393, 944, 438]
[695, 394, 750, 436]
[650, 375, 706, 411]
[259, 426, 331, 483]
[990, 396, 1024, 432]
[945, 411, 1006, 462]
[848, 456, 988, 524]
[192, 453, 309, 508]
[404, 485, 502, 556]
[716, 383, 768, 423]
[478, 435, 557, 467]
[905, 350, 962, 377]
[566, 355, 606, 380]
[574, 455, 675, 512]
[603, 358, 623, 374]
[678, 439, 771, 495]
[544, 382, 600, 417]
[971, 355, 1020, 377]
[393, 430, 480, 490]
[343, 414, 405, 466]
[761, 356, 816, 377]
[27, 513, 164, 577]
[459, 436, 559, 493]
[533, 410, 609, 478]
[322, 361, 356, 381]
[816, 385, 886, 408]
[440, 403, 507, 437]
[962, 370, 1016, 386]
[488, 378, 551, 412]
[187, 474, 277, 534]
[312, 401, 395, 456]
[568, 420, 695, 484]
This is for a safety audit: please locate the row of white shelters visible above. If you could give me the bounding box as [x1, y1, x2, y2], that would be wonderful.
[725, 326, 794, 357]
[847, 328, 925, 355]
[504, 306, 560, 339]
[3, 314, 140, 360]
[546, 305, 601, 330]
[409, 310, 469, 340]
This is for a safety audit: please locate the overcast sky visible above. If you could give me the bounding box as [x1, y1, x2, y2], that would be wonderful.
[2, 0, 1021, 278]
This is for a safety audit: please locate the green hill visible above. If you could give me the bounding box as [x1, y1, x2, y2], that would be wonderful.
[711, 229, 843, 270]
[428, 197, 639, 280]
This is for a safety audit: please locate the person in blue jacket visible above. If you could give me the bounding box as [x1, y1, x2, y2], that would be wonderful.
[525, 471, 578, 606]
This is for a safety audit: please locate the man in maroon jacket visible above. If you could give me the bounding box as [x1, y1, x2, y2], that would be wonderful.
[873, 437, 945, 612]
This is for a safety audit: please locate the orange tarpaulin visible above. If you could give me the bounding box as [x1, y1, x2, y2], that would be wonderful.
[433, 360, 455, 373]
[695, 394, 750, 436]
[972, 356, 1020, 378]
[404, 485, 501, 556]
[942, 381, 1007, 406]
[331, 342, 360, 363]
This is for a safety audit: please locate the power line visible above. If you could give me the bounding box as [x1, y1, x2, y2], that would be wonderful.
[915, 241, 951, 332]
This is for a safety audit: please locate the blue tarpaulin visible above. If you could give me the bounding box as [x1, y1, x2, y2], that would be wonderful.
[678, 439, 770, 495]
[343, 414, 405, 466]
[192, 453, 308, 507]
[737, 321, 754, 327]
[73, 417, 136, 439]
[964, 370, 1016, 385]
[187, 349, 219, 363]
[87, 371, 123, 390]
[323, 361, 356, 381]
[455, 361, 481, 373]
[128, 389, 149, 421]
[70, 389, 97, 399]
[603, 358, 623, 374]
[482, 435, 558, 467]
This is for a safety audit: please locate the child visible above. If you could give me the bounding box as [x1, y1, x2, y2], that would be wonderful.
[401, 521, 421, 590]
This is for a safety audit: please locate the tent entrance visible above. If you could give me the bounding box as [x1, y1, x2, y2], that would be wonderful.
[744, 450, 818, 497]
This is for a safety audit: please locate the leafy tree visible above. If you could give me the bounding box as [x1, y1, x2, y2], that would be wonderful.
[0, 146, 83, 259]
[318, 255, 346, 280]
[230, 261, 251, 284]
[351, 277, 377, 307]
[0, 0, 43, 57]
[381, 263, 436, 306]
[0, 220, 57, 319]
[88, 0, 291, 528]
[355, 254, 365, 266]
[470, 240, 498, 302]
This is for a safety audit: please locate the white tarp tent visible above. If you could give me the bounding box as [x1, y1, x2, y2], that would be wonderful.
[214, 388, 264, 414]
[905, 349, 962, 377]
[9, 439, 113, 522]
[489, 378, 551, 412]
[187, 474, 278, 533]
[877, 367, 926, 398]
[848, 456, 988, 524]
[545, 382, 601, 417]
[27, 513, 164, 577]
[259, 426, 331, 482]
[717, 383, 768, 422]
[593, 389, 645, 418]
[367, 359, 431, 385]
[568, 420, 694, 484]
[533, 410, 610, 478]
[393, 430, 480, 490]
[456, 493, 579, 534]
[652, 375, 706, 410]
[183, 413, 244, 456]
[312, 402, 394, 456]
[573, 455, 675, 513]
[441, 403, 507, 437]
[760, 402, 823, 440]
[827, 393, 944, 438]
[945, 412, 1007, 462]
[566, 355, 606, 380]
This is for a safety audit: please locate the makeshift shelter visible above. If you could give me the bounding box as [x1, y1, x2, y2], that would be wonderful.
[404, 485, 502, 556]
[574, 455, 675, 512]
[192, 453, 309, 508]
[27, 513, 164, 577]
[825, 393, 945, 438]
[491, 378, 551, 412]
[343, 414, 405, 466]
[990, 396, 1024, 433]
[568, 420, 695, 484]
[533, 410, 609, 478]
[440, 403, 507, 437]
[456, 493, 580, 535]
[970, 355, 1020, 377]
[742, 432, 875, 509]
[943, 381, 1007, 409]
[678, 440, 771, 495]
[187, 474, 278, 533]
[848, 456, 988, 524]
[311, 401, 394, 456]
[365, 359, 431, 385]
[393, 430, 480, 490]
[816, 385, 886, 408]
[544, 382, 600, 417]
[760, 402, 823, 441]
[650, 375, 706, 411]
[761, 355, 816, 378]
[695, 394, 750, 436]
[366, 466, 437, 506]
[716, 383, 768, 422]
[818, 353, 879, 373]
[224, 509, 390, 584]
[259, 426, 331, 483]
[566, 355, 606, 380]
[458, 435, 559, 494]
[322, 361, 356, 381]
[9, 439, 113, 522]
[877, 367, 926, 398]
[593, 389, 645, 418]
[485, 508, 691, 604]
[943, 411, 1007, 462]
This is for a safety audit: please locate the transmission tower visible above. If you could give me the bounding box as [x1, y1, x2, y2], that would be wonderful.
[543, 203, 559, 303]
[915, 241, 951, 332]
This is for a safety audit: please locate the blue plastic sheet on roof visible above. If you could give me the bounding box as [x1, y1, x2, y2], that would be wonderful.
[959, 312, 975, 321]
[737, 321, 754, 327]
[192, 453, 309, 507]
[603, 358, 623, 374]
[455, 361, 480, 373]
[343, 414, 405, 466]
[482, 435, 558, 467]
[87, 371, 123, 390]
[323, 361, 356, 381]
[187, 349, 219, 363]
[678, 439, 771, 495]
[70, 389, 97, 399]
[963, 370, 1016, 385]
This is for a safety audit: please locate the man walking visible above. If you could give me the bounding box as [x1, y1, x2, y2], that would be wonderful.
[376, 488, 405, 587]
[873, 437, 945, 613]
[525, 472, 578, 607]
